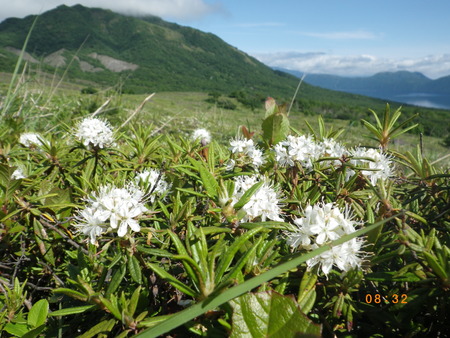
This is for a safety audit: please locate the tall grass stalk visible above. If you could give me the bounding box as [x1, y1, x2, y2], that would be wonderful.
[287, 73, 305, 116]
[1, 16, 38, 118]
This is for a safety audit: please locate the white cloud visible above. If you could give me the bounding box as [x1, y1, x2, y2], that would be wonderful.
[253, 51, 450, 79]
[0, 0, 224, 22]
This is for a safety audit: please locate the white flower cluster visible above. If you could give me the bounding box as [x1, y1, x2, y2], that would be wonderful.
[273, 135, 347, 170]
[228, 137, 264, 169]
[232, 175, 283, 222]
[191, 128, 211, 144]
[19, 133, 46, 148]
[135, 169, 171, 203]
[273, 135, 319, 170]
[347, 147, 393, 185]
[75, 183, 148, 244]
[75, 117, 114, 149]
[286, 202, 364, 275]
[273, 135, 392, 185]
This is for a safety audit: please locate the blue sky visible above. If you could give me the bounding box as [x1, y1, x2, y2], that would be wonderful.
[2, 0, 450, 78]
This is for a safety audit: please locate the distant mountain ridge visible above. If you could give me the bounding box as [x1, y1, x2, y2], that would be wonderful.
[0, 4, 302, 95]
[278, 68, 450, 101]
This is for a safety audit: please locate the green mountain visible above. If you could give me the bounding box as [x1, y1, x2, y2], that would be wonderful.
[0, 4, 301, 96]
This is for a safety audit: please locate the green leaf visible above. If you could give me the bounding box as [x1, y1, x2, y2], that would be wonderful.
[77, 319, 117, 338]
[365, 271, 422, 282]
[129, 286, 141, 317]
[147, 262, 197, 297]
[99, 296, 122, 320]
[189, 159, 219, 198]
[423, 251, 448, 280]
[28, 299, 49, 327]
[0, 164, 22, 204]
[138, 314, 175, 329]
[262, 111, 290, 146]
[22, 325, 46, 338]
[128, 255, 143, 284]
[215, 227, 266, 283]
[52, 288, 87, 301]
[229, 291, 321, 337]
[175, 187, 207, 198]
[136, 246, 174, 258]
[298, 270, 317, 314]
[233, 181, 263, 210]
[4, 322, 29, 337]
[106, 264, 127, 297]
[49, 305, 96, 317]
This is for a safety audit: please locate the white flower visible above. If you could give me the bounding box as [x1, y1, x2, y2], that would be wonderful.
[232, 175, 283, 222]
[74, 207, 110, 245]
[229, 137, 265, 168]
[75, 183, 148, 243]
[319, 138, 347, 158]
[248, 147, 265, 167]
[19, 133, 45, 147]
[135, 169, 171, 203]
[75, 117, 114, 149]
[273, 143, 294, 167]
[348, 147, 393, 184]
[191, 128, 211, 144]
[229, 137, 254, 154]
[318, 138, 348, 167]
[285, 202, 364, 275]
[225, 159, 235, 171]
[11, 167, 26, 180]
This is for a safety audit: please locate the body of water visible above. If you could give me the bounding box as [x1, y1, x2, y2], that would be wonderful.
[391, 93, 450, 110]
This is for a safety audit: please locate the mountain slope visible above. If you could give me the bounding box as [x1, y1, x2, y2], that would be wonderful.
[0, 4, 301, 95]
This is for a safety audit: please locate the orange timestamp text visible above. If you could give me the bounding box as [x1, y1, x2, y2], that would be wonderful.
[365, 294, 408, 304]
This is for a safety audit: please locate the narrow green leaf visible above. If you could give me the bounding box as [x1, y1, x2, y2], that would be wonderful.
[106, 264, 126, 297]
[129, 286, 141, 317]
[217, 236, 262, 288]
[49, 305, 96, 317]
[138, 314, 175, 329]
[423, 251, 448, 280]
[77, 319, 117, 338]
[187, 159, 218, 197]
[128, 255, 143, 284]
[361, 120, 382, 138]
[53, 288, 87, 301]
[175, 187, 207, 198]
[99, 296, 122, 320]
[233, 181, 263, 210]
[215, 227, 266, 283]
[167, 230, 199, 286]
[195, 226, 232, 236]
[136, 246, 174, 258]
[147, 262, 196, 297]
